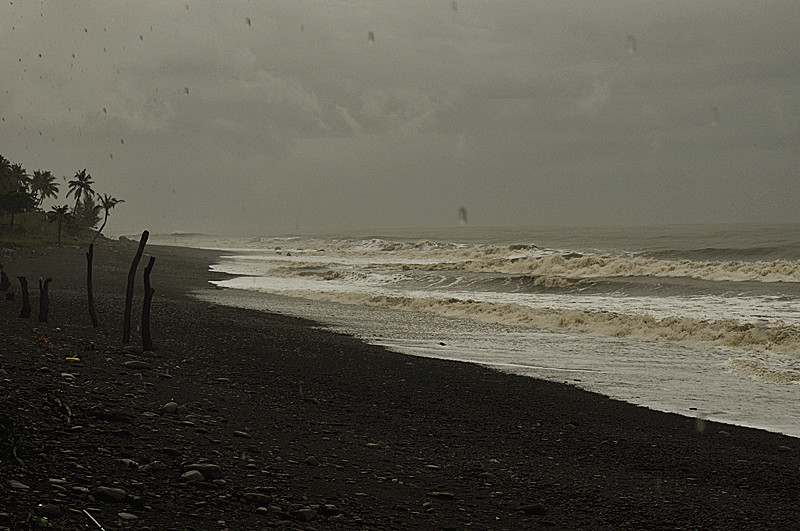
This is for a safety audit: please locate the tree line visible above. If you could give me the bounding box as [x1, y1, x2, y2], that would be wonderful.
[0, 154, 122, 245]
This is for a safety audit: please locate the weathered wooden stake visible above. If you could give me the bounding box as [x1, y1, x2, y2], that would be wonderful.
[18, 277, 30, 318]
[141, 256, 156, 352]
[86, 244, 98, 327]
[0, 267, 9, 291]
[123, 230, 149, 344]
[38, 277, 52, 322]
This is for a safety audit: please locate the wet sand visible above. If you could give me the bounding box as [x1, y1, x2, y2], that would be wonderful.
[1, 240, 798, 529]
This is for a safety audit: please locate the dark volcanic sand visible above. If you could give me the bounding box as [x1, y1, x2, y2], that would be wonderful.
[1, 240, 799, 530]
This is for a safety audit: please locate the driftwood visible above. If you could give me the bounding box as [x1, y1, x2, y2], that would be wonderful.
[123, 230, 149, 344]
[141, 256, 156, 351]
[18, 277, 30, 318]
[86, 244, 98, 327]
[38, 277, 52, 322]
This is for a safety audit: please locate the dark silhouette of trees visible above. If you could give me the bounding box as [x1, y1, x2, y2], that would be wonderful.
[91, 194, 124, 245]
[30, 170, 60, 207]
[66, 169, 95, 208]
[47, 205, 72, 246]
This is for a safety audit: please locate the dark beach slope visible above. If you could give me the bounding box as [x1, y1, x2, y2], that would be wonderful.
[1, 241, 798, 530]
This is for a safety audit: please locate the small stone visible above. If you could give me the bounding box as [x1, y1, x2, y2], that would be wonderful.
[120, 458, 139, 468]
[36, 504, 60, 517]
[123, 360, 151, 370]
[518, 503, 546, 516]
[175, 405, 189, 417]
[161, 402, 179, 414]
[304, 456, 320, 466]
[9, 480, 29, 490]
[428, 491, 455, 500]
[478, 472, 498, 481]
[294, 508, 317, 522]
[320, 504, 341, 516]
[243, 493, 271, 505]
[118, 512, 138, 520]
[182, 470, 204, 482]
[233, 430, 251, 438]
[183, 463, 223, 480]
[256, 506, 269, 514]
[778, 445, 793, 452]
[161, 447, 181, 456]
[93, 486, 127, 502]
[139, 461, 165, 472]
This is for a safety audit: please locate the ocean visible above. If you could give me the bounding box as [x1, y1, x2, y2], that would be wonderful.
[150, 224, 800, 437]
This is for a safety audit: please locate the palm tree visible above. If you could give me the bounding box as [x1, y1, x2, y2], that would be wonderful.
[8, 163, 30, 193]
[91, 194, 124, 244]
[66, 169, 95, 208]
[0, 162, 33, 230]
[30, 170, 60, 207]
[47, 205, 72, 246]
[0, 155, 13, 193]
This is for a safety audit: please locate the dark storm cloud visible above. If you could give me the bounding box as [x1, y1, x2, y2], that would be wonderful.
[1, 1, 798, 233]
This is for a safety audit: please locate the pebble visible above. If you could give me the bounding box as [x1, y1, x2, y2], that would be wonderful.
[304, 456, 320, 466]
[233, 430, 251, 438]
[182, 470, 204, 482]
[175, 405, 189, 417]
[9, 480, 29, 490]
[294, 508, 317, 522]
[123, 360, 152, 370]
[243, 493, 271, 505]
[161, 402, 179, 414]
[93, 486, 127, 502]
[518, 503, 546, 516]
[428, 492, 455, 500]
[36, 504, 60, 517]
[118, 512, 139, 520]
[183, 463, 223, 480]
[139, 461, 165, 472]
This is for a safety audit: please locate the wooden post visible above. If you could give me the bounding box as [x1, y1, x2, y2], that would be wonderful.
[0, 267, 9, 291]
[38, 278, 52, 322]
[86, 244, 98, 328]
[141, 256, 155, 352]
[18, 277, 30, 318]
[123, 230, 149, 344]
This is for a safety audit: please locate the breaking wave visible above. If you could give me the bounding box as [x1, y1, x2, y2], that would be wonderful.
[236, 286, 800, 358]
[401, 253, 800, 283]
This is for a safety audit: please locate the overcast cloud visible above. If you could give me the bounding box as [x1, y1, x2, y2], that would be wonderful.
[1, 1, 799, 234]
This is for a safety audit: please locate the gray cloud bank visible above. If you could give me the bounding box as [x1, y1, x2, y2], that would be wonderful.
[1, 1, 799, 234]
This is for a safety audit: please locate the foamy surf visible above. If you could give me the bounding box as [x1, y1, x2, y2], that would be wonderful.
[156, 224, 800, 437]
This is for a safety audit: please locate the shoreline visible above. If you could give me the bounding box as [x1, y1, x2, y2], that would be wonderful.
[2, 241, 799, 529]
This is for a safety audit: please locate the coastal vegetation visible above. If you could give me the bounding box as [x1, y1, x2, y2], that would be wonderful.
[0, 154, 123, 247]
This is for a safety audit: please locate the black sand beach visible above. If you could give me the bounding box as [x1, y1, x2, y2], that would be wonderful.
[1, 241, 799, 530]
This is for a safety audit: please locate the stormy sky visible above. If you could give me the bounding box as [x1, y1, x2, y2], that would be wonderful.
[1, 1, 799, 234]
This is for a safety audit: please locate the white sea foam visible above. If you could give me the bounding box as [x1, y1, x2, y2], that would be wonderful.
[191, 225, 800, 436]
[211, 274, 800, 360]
